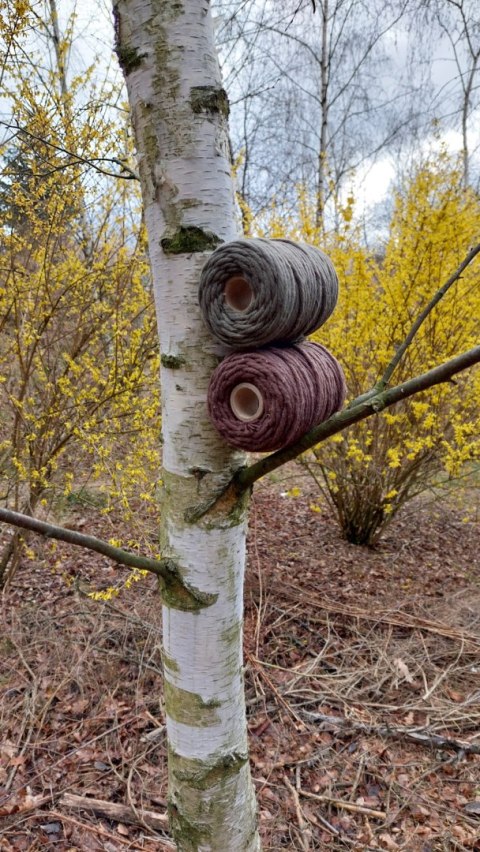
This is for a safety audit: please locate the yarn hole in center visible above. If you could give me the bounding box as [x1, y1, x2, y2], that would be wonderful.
[230, 383, 264, 422]
[224, 276, 254, 311]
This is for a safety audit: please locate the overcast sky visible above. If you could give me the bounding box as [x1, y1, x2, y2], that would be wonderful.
[10, 1, 480, 229]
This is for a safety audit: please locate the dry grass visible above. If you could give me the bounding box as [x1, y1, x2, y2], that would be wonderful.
[0, 585, 171, 850]
[243, 590, 480, 850]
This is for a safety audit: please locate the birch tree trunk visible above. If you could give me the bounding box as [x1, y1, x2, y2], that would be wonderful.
[113, 1, 260, 848]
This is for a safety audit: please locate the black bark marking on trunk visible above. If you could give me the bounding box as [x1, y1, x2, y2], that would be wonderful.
[190, 86, 230, 118]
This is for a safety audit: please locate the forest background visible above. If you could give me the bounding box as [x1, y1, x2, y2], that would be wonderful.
[0, 1, 479, 850]
[0, 0, 478, 566]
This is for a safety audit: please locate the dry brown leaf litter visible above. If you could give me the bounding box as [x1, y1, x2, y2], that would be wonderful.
[0, 474, 479, 851]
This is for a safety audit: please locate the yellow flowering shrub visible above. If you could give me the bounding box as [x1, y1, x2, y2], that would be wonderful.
[0, 30, 160, 580]
[258, 155, 480, 544]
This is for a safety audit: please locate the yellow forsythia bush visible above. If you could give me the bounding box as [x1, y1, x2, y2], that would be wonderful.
[261, 154, 480, 544]
[0, 51, 161, 580]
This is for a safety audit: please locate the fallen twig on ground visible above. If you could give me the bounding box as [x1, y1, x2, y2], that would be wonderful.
[303, 710, 480, 755]
[246, 651, 308, 729]
[298, 788, 387, 819]
[60, 792, 169, 831]
[284, 775, 311, 850]
[49, 807, 173, 849]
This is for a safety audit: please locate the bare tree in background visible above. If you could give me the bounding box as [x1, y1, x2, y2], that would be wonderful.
[216, 0, 424, 230]
[419, 0, 480, 187]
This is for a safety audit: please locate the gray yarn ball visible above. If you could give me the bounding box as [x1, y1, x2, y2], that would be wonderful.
[198, 238, 338, 350]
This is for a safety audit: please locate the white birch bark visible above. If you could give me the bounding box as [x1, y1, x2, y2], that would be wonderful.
[113, 1, 260, 848]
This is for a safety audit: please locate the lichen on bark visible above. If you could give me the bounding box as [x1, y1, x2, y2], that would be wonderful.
[170, 749, 249, 788]
[164, 681, 221, 727]
[168, 749, 258, 850]
[112, 4, 147, 74]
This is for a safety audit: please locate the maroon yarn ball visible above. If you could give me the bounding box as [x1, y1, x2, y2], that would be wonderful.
[207, 342, 346, 452]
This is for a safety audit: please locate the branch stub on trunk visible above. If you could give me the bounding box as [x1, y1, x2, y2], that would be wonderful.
[190, 86, 230, 118]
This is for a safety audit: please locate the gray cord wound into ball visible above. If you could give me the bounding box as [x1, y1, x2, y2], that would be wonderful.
[199, 238, 338, 350]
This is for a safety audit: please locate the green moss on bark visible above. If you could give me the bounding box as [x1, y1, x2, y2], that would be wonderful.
[158, 557, 217, 611]
[161, 226, 222, 255]
[171, 749, 248, 789]
[168, 801, 206, 850]
[112, 5, 147, 75]
[116, 44, 146, 75]
[161, 353, 187, 369]
[161, 649, 180, 674]
[161, 580, 217, 612]
[167, 750, 256, 848]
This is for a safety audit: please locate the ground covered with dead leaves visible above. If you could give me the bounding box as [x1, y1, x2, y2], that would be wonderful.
[0, 474, 479, 851]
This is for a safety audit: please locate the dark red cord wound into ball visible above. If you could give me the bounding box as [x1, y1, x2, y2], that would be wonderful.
[207, 342, 346, 452]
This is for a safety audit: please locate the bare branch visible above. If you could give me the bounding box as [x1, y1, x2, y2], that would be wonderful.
[235, 345, 480, 490]
[0, 507, 171, 578]
[378, 241, 480, 389]
[303, 710, 480, 755]
[0, 120, 140, 181]
[0, 508, 217, 608]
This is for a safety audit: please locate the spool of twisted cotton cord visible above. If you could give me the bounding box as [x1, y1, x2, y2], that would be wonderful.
[207, 342, 346, 452]
[199, 238, 338, 350]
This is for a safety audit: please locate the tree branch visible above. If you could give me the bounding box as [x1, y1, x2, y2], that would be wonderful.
[0, 507, 171, 578]
[0, 509, 217, 609]
[0, 120, 140, 181]
[235, 345, 480, 490]
[378, 241, 480, 390]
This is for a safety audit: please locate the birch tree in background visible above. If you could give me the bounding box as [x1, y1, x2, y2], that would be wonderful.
[113, 1, 259, 848]
[216, 0, 421, 230]
[419, 0, 480, 188]
[216, 0, 480, 231]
